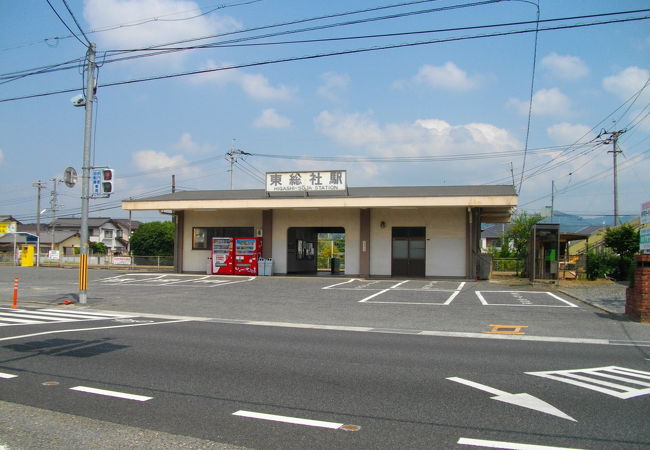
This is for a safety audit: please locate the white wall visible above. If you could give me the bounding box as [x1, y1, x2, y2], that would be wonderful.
[370, 207, 467, 277]
[182, 210, 262, 272]
[271, 208, 360, 275]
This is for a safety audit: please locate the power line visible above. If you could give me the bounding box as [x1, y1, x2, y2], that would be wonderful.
[61, 0, 91, 45]
[44, 0, 87, 47]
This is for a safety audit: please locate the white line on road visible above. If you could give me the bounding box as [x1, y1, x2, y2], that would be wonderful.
[70, 386, 152, 402]
[232, 410, 344, 430]
[322, 278, 358, 289]
[0, 372, 18, 379]
[458, 437, 586, 449]
[0, 319, 193, 342]
[358, 289, 391, 303]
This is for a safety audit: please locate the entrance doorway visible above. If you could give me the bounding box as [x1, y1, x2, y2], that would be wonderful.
[392, 227, 426, 277]
[287, 227, 345, 274]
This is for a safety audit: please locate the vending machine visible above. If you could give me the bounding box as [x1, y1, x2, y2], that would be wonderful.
[211, 237, 234, 275]
[234, 237, 262, 275]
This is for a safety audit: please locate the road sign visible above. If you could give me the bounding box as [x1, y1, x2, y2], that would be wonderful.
[63, 167, 77, 188]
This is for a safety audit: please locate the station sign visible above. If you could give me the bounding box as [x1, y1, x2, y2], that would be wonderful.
[265, 170, 347, 193]
[641, 201, 650, 225]
[641, 228, 650, 252]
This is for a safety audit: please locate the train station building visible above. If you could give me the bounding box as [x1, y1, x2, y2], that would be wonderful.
[122, 170, 517, 278]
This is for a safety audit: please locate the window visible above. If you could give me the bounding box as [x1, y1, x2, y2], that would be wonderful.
[192, 227, 254, 249]
[103, 229, 113, 238]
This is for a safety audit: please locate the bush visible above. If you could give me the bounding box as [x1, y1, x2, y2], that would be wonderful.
[586, 251, 618, 280]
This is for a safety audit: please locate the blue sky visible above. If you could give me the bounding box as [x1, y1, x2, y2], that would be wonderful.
[1, 0, 649, 224]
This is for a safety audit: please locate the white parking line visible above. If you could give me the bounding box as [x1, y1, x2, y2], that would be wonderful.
[70, 386, 152, 402]
[458, 437, 586, 449]
[359, 289, 391, 303]
[0, 372, 18, 379]
[475, 291, 578, 308]
[233, 410, 344, 430]
[322, 279, 358, 289]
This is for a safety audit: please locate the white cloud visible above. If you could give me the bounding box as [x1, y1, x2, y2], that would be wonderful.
[192, 60, 294, 101]
[602, 66, 650, 101]
[406, 62, 478, 91]
[541, 53, 589, 80]
[314, 111, 521, 185]
[84, 0, 240, 67]
[173, 133, 216, 154]
[317, 72, 350, 102]
[546, 123, 594, 145]
[508, 88, 572, 117]
[253, 109, 292, 129]
[132, 149, 203, 179]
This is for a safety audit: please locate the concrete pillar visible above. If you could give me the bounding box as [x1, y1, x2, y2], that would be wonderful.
[359, 209, 370, 278]
[262, 209, 273, 259]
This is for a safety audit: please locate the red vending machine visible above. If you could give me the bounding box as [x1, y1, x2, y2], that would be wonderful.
[211, 237, 234, 275]
[234, 237, 262, 275]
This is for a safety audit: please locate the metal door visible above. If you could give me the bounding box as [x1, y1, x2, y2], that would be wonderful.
[391, 227, 426, 277]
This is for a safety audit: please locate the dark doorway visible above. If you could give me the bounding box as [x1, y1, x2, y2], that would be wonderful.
[392, 227, 426, 277]
[287, 227, 345, 274]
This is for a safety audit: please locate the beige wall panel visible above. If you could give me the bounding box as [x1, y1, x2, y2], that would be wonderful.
[182, 209, 262, 272]
[370, 208, 466, 277]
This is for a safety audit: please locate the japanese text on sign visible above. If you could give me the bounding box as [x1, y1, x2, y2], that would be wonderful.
[265, 171, 347, 193]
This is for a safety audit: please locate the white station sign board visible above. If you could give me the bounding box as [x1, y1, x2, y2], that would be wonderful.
[641, 201, 650, 252]
[265, 170, 347, 193]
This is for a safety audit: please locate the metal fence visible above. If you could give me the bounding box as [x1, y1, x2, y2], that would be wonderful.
[0, 253, 174, 271]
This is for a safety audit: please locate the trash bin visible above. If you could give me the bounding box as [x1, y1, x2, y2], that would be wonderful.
[266, 258, 273, 276]
[330, 257, 340, 273]
[206, 256, 212, 275]
[258, 258, 267, 276]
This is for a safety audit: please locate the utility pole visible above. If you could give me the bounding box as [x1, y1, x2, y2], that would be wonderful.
[49, 177, 63, 258]
[172, 174, 176, 193]
[79, 43, 96, 305]
[226, 144, 250, 190]
[550, 180, 555, 223]
[33, 180, 46, 266]
[600, 130, 625, 226]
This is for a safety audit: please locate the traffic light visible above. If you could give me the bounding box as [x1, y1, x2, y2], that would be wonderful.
[101, 169, 114, 194]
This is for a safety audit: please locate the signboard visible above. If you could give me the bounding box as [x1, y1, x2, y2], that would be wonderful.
[641, 228, 650, 252]
[265, 170, 346, 193]
[112, 256, 132, 265]
[641, 201, 650, 225]
[91, 168, 104, 197]
[48, 250, 60, 260]
[0, 222, 17, 233]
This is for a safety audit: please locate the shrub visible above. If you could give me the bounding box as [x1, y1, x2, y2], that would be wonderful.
[585, 251, 618, 280]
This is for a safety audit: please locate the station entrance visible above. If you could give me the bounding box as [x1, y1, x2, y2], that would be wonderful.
[287, 227, 345, 275]
[392, 227, 426, 277]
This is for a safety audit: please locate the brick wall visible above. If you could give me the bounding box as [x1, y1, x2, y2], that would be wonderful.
[626, 254, 650, 322]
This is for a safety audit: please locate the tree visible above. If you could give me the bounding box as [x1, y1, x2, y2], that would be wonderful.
[502, 212, 543, 276]
[603, 224, 639, 259]
[90, 242, 107, 255]
[129, 221, 175, 256]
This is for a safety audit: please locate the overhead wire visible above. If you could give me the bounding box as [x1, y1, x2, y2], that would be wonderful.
[44, 0, 87, 47]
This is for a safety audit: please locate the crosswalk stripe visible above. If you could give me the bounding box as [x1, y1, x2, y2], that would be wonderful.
[0, 308, 134, 327]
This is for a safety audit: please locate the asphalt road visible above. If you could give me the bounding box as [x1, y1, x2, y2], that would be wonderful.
[0, 266, 649, 449]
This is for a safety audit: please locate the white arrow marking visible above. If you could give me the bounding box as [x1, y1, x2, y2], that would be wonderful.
[447, 377, 576, 422]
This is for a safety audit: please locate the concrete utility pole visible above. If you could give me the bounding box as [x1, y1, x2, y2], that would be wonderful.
[33, 180, 46, 265]
[79, 43, 96, 305]
[226, 142, 251, 190]
[601, 130, 625, 226]
[49, 177, 63, 257]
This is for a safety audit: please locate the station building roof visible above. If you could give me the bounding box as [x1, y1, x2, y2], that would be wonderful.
[122, 185, 517, 223]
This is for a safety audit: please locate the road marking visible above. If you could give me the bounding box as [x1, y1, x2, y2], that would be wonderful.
[458, 437, 586, 449]
[447, 377, 576, 421]
[322, 278, 358, 289]
[484, 324, 528, 335]
[70, 386, 152, 402]
[0, 308, 134, 327]
[476, 291, 578, 308]
[527, 366, 650, 399]
[358, 289, 391, 303]
[358, 279, 463, 305]
[0, 319, 193, 342]
[0, 372, 18, 379]
[232, 410, 356, 430]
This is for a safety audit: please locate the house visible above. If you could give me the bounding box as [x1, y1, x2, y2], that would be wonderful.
[481, 223, 514, 252]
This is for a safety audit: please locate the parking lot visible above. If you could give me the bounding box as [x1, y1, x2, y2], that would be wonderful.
[2, 267, 650, 346]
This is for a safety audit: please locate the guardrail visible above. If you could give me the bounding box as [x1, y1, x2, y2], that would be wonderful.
[0, 253, 173, 271]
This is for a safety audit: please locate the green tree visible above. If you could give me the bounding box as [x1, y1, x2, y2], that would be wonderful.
[603, 224, 640, 258]
[502, 212, 543, 276]
[90, 242, 107, 254]
[129, 221, 175, 256]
